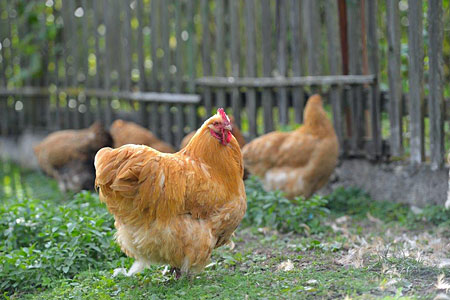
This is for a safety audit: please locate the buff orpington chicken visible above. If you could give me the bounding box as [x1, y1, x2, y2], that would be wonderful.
[34, 122, 112, 192]
[242, 94, 339, 199]
[110, 119, 175, 153]
[94, 109, 246, 278]
[180, 115, 246, 149]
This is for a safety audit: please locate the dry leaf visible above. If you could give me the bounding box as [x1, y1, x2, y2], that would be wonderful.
[436, 274, 450, 292]
[277, 259, 294, 272]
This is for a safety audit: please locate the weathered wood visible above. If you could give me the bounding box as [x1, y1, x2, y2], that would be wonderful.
[276, 0, 288, 125]
[174, 0, 185, 146]
[230, 0, 241, 126]
[0, 98, 7, 135]
[196, 75, 375, 87]
[160, 0, 172, 144]
[215, 0, 226, 109]
[245, 0, 257, 139]
[325, 0, 344, 155]
[302, 0, 321, 76]
[428, 0, 445, 169]
[150, 0, 159, 91]
[0, 87, 200, 103]
[122, 0, 132, 91]
[261, 0, 273, 133]
[137, 0, 148, 127]
[201, 0, 212, 117]
[386, 0, 403, 156]
[366, 0, 382, 158]
[93, 0, 102, 88]
[186, 0, 197, 130]
[347, 0, 365, 154]
[289, 0, 304, 124]
[407, 0, 424, 164]
[103, 0, 113, 125]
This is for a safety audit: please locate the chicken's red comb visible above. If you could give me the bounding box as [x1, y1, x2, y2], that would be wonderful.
[217, 108, 230, 124]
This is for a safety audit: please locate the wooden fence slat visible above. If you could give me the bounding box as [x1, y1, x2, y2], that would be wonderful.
[161, 0, 172, 144]
[386, 0, 403, 156]
[261, 0, 273, 133]
[347, 0, 365, 155]
[81, 0, 91, 127]
[428, 0, 445, 169]
[174, 0, 185, 147]
[137, 0, 148, 127]
[201, 0, 212, 117]
[230, 0, 241, 127]
[150, 0, 159, 91]
[93, 0, 102, 89]
[122, 0, 132, 92]
[407, 0, 424, 164]
[245, 0, 257, 139]
[289, 0, 304, 124]
[366, 0, 381, 158]
[186, 0, 197, 130]
[276, 0, 288, 125]
[325, 0, 344, 155]
[215, 0, 226, 109]
[102, 0, 113, 126]
[303, 0, 321, 76]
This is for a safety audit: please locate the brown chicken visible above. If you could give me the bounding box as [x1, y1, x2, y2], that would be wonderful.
[180, 115, 246, 149]
[242, 94, 339, 199]
[34, 122, 112, 192]
[110, 119, 175, 153]
[95, 108, 246, 277]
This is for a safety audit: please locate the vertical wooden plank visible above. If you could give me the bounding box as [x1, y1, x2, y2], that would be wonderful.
[103, 0, 113, 126]
[229, 0, 241, 127]
[174, 0, 184, 147]
[245, 0, 257, 139]
[150, 0, 159, 91]
[215, 0, 226, 109]
[407, 0, 424, 164]
[92, 0, 103, 124]
[201, 0, 212, 117]
[325, 0, 344, 155]
[261, 0, 273, 133]
[386, 0, 403, 156]
[122, 0, 132, 92]
[186, 0, 197, 130]
[302, 0, 321, 76]
[289, 0, 304, 124]
[347, 0, 364, 154]
[428, 0, 445, 169]
[161, 0, 172, 144]
[366, 0, 382, 158]
[137, 0, 148, 127]
[276, 0, 288, 125]
[81, 0, 91, 127]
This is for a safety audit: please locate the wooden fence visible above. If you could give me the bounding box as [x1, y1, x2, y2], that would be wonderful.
[0, 0, 448, 168]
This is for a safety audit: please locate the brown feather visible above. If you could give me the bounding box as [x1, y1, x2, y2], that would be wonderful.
[95, 111, 246, 274]
[242, 94, 339, 199]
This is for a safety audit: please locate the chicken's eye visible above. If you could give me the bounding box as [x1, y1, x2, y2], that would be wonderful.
[213, 122, 219, 126]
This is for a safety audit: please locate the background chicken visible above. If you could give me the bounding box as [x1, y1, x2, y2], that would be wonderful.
[242, 94, 339, 199]
[34, 122, 112, 192]
[110, 119, 175, 153]
[180, 115, 246, 149]
[95, 108, 246, 277]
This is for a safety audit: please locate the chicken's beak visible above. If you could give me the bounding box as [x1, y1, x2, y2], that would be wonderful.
[224, 124, 232, 131]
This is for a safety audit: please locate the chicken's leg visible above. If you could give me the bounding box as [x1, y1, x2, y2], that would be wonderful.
[113, 260, 146, 277]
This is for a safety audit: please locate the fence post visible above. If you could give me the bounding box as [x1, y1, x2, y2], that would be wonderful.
[325, 0, 344, 156]
[428, 0, 445, 169]
[230, 0, 241, 128]
[407, 0, 425, 164]
[386, 0, 403, 157]
[366, 0, 382, 159]
[261, 0, 273, 133]
[276, 0, 288, 125]
[289, 0, 304, 124]
[245, 0, 257, 139]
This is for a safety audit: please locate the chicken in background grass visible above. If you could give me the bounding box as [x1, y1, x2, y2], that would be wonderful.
[180, 115, 246, 149]
[95, 108, 246, 278]
[34, 122, 112, 192]
[110, 119, 175, 153]
[242, 94, 339, 199]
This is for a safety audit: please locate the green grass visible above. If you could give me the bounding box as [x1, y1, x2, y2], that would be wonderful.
[1, 162, 449, 299]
